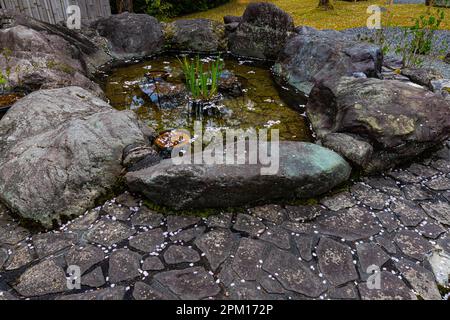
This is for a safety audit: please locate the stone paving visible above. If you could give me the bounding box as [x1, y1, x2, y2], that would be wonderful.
[0, 142, 449, 300]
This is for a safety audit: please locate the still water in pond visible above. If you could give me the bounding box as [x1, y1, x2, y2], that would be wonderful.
[101, 56, 311, 142]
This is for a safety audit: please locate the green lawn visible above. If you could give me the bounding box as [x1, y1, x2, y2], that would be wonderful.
[178, 0, 450, 30]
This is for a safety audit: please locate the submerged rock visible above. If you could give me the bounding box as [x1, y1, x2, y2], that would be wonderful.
[0, 87, 147, 227]
[126, 142, 351, 210]
[307, 76, 450, 173]
[228, 2, 295, 60]
[273, 27, 382, 97]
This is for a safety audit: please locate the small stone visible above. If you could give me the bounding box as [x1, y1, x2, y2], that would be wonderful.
[356, 243, 390, 273]
[129, 229, 165, 253]
[82, 267, 106, 288]
[14, 260, 68, 297]
[294, 235, 314, 261]
[358, 271, 416, 300]
[248, 205, 286, 224]
[130, 206, 163, 227]
[195, 229, 235, 271]
[395, 259, 441, 300]
[417, 220, 446, 239]
[390, 199, 425, 227]
[375, 235, 397, 254]
[163, 245, 200, 264]
[108, 249, 141, 284]
[166, 215, 200, 232]
[375, 211, 400, 232]
[394, 229, 433, 261]
[316, 238, 358, 287]
[154, 267, 220, 300]
[65, 244, 105, 274]
[142, 257, 164, 271]
[351, 183, 389, 210]
[233, 213, 266, 236]
[86, 219, 135, 247]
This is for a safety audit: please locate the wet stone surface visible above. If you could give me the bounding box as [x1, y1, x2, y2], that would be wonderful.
[0, 144, 449, 300]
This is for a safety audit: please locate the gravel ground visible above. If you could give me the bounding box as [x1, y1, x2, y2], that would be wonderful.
[342, 27, 450, 78]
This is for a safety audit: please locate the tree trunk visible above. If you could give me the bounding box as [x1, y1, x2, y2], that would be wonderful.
[318, 0, 334, 10]
[116, 0, 134, 13]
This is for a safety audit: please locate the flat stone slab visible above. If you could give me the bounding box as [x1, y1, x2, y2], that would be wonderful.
[394, 229, 433, 261]
[82, 267, 106, 288]
[356, 243, 390, 273]
[86, 219, 135, 247]
[142, 257, 164, 271]
[358, 271, 417, 300]
[232, 238, 267, 280]
[163, 245, 200, 264]
[316, 238, 358, 286]
[65, 245, 105, 274]
[131, 207, 163, 227]
[57, 287, 126, 300]
[420, 201, 450, 225]
[14, 259, 68, 297]
[132, 281, 178, 300]
[154, 267, 220, 300]
[108, 249, 141, 284]
[126, 142, 351, 210]
[129, 229, 166, 253]
[233, 213, 266, 236]
[195, 229, 235, 271]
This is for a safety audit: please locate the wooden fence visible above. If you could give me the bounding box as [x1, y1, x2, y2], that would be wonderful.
[0, 0, 111, 25]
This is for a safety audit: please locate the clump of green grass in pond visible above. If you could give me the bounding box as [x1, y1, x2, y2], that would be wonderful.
[177, 55, 223, 100]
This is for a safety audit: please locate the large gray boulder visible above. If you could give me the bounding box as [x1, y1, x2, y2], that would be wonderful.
[92, 12, 164, 60]
[307, 76, 450, 173]
[163, 19, 227, 52]
[0, 87, 147, 227]
[273, 27, 382, 97]
[228, 2, 295, 60]
[126, 142, 351, 210]
[0, 10, 109, 92]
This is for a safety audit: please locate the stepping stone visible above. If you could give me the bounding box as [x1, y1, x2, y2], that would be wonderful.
[126, 142, 351, 210]
[131, 207, 163, 227]
[263, 247, 327, 298]
[356, 243, 390, 273]
[320, 191, 356, 211]
[170, 226, 205, 243]
[33, 233, 77, 259]
[260, 225, 291, 250]
[351, 183, 389, 210]
[232, 238, 267, 281]
[154, 267, 220, 300]
[285, 205, 324, 222]
[206, 212, 233, 228]
[294, 235, 314, 261]
[166, 215, 200, 232]
[395, 259, 441, 300]
[142, 257, 164, 271]
[357, 271, 416, 300]
[317, 206, 381, 241]
[233, 213, 266, 236]
[390, 199, 425, 227]
[316, 238, 358, 287]
[248, 205, 286, 224]
[14, 259, 68, 297]
[328, 283, 359, 300]
[82, 267, 106, 288]
[394, 229, 433, 261]
[86, 219, 135, 247]
[195, 229, 235, 271]
[129, 229, 165, 253]
[101, 203, 132, 221]
[57, 287, 126, 300]
[108, 249, 141, 284]
[163, 245, 200, 264]
[65, 244, 105, 274]
[132, 281, 178, 300]
[420, 201, 450, 225]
